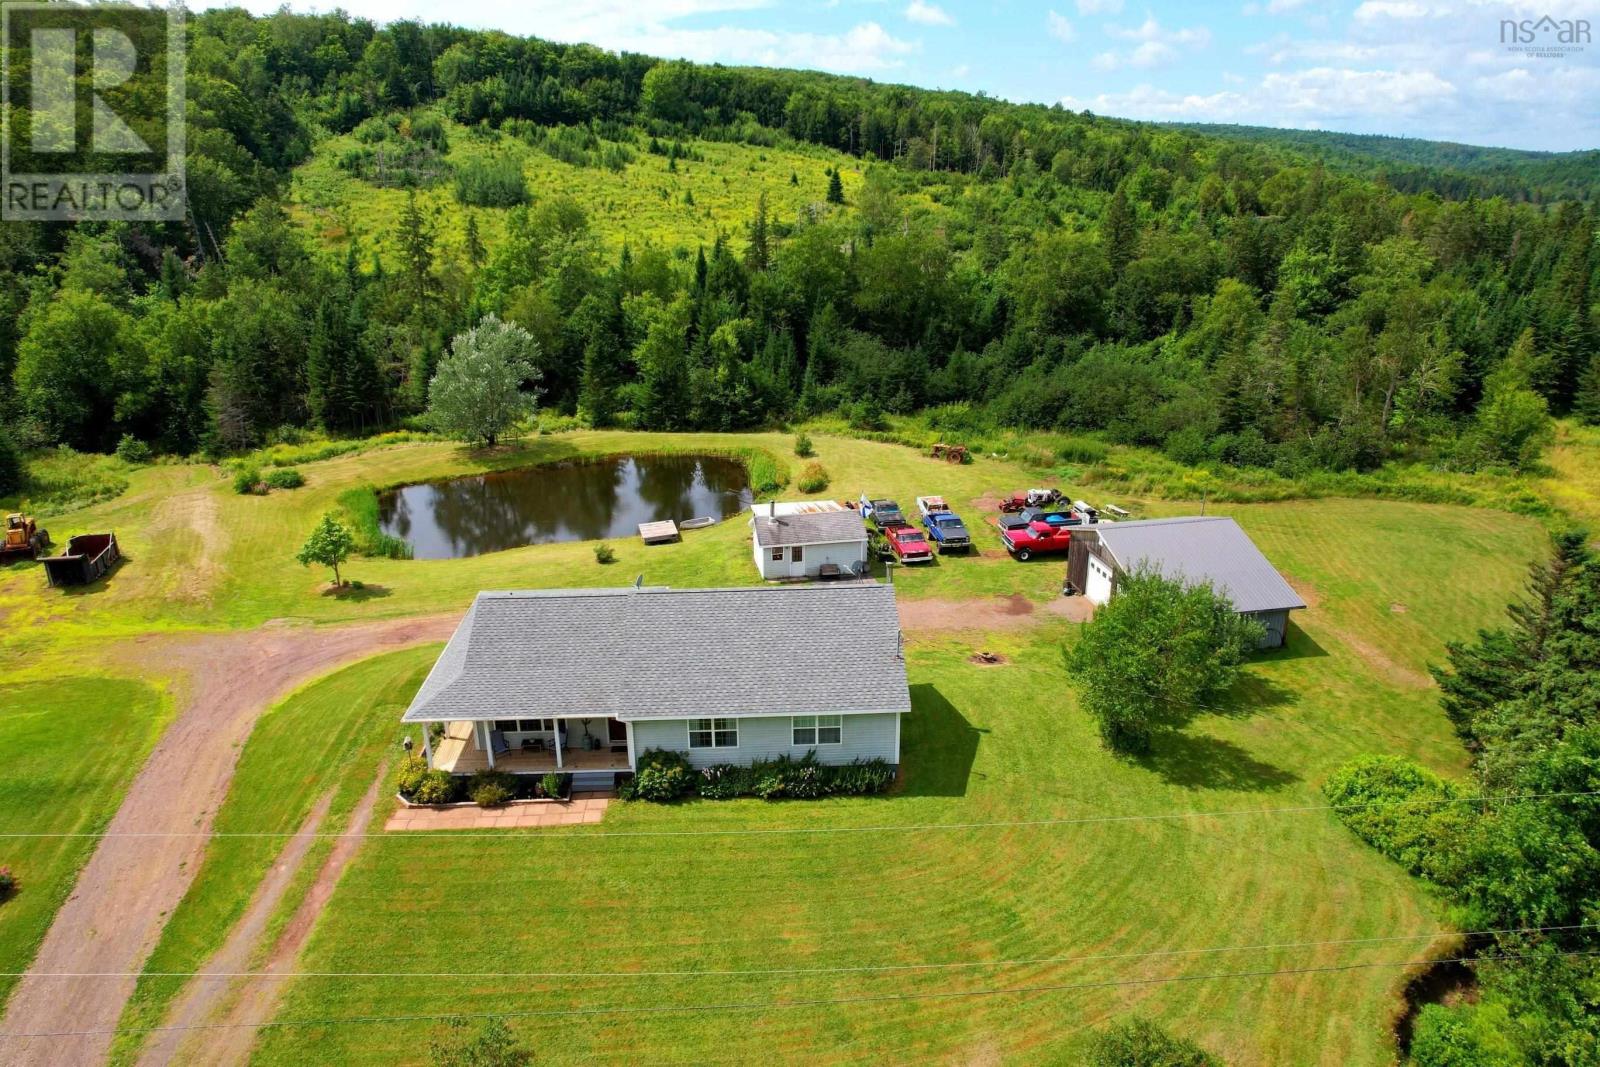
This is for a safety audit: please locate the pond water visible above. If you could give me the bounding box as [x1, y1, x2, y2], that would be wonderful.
[377, 455, 753, 560]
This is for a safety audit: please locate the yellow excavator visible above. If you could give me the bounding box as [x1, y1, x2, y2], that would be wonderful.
[0, 513, 50, 562]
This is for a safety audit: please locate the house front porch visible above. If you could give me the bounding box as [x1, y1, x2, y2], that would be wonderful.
[424, 718, 634, 775]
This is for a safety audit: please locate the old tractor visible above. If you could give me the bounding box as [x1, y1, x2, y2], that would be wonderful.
[1, 513, 50, 563]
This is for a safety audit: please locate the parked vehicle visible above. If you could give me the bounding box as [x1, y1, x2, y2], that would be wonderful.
[915, 496, 972, 553]
[858, 494, 906, 530]
[39, 532, 119, 587]
[881, 524, 934, 564]
[0, 513, 50, 563]
[1000, 520, 1072, 561]
[1025, 488, 1063, 507]
[1071, 500, 1099, 524]
[997, 492, 1029, 514]
[997, 508, 1082, 532]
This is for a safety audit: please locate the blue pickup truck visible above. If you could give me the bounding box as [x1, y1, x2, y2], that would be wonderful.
[915, 496, 973, 553]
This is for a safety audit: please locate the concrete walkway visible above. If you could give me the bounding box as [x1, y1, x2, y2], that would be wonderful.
[384, 792, 612, 831]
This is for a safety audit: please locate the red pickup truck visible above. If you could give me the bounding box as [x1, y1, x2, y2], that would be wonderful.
[1000, 520, 1071, 561]
[882, 524, 934, 564]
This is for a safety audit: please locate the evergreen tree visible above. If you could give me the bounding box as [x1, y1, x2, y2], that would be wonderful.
[464, 213, 487, 271]
[826, 169, 844, 205]
[745, 191, 771, 273]
[1101, 183, 1138, 274]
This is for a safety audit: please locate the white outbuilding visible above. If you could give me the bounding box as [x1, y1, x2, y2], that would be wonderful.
[750, 501, 870, 581]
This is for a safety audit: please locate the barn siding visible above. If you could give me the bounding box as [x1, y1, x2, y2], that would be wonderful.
[631, 712, 901, 767]
[1245, 609, 1289, 649]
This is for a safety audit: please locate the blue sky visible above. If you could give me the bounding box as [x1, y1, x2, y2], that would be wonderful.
[233, 0, 1600, 151]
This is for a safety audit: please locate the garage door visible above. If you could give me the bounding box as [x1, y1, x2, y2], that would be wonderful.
[1086, 558, 1114, 604]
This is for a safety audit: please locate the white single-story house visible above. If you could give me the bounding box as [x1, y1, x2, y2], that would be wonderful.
[1069, 516, 1306, 648]
[401, 583, 911, 788]
[750, 500, 869, 581]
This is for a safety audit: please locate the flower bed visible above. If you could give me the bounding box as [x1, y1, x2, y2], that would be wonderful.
[394, 758, 572, 808]
[620, 749, 895, 802]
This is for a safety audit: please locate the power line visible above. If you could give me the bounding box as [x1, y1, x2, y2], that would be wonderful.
[0, 788, 1592, 841]
[6, 923, 1591, 982]
[4, 949, 1596, 1042]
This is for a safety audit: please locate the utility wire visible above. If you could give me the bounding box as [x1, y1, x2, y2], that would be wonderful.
[0, 788, 1592, 841]
[6, 923, 1592, 982]
[4, 949, 1596, 1042]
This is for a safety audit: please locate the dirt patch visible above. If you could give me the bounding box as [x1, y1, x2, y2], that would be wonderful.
[0, 613, 458, 1067]
[136, 790, 337, 1067]
[968, 651, 1009, 665]
[1287, 576, 1323, 610]
[1327, 625, 1434, 689]
[899, 594, 1094, 633]
[1390, 602, 1408, 614]
[151, 487, 227, 603]
[166, 764, 391, 1066]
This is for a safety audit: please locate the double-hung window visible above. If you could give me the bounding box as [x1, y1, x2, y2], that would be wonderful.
[792, 715, 843, 746]
[688, 718, 739, 749]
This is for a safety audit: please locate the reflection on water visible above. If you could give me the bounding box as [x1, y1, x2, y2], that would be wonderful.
[378, 455, 753, 559]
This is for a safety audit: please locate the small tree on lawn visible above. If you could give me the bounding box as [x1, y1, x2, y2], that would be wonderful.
[428, 314, 541, 448]
[1087, 1016, 1219, 1066]
[429, 1017, 532, 1067]
[1066, 569, 1263, 755]
[296, 513, 356, 587]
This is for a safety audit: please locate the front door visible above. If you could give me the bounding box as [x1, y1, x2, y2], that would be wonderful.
[788, 544, 806, 578]
[607, 718, 628, 749]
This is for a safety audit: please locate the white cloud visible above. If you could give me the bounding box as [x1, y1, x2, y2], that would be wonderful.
[1061, 66, 1455, 123]
[1075, 0, 1123, 12]
[1092, 17, 1210, 68]
[1353, 0, 1429, 20]
[1046, 10, 1076, 42]
[950, 62, 970, 78]
[904, 0, 953, 26]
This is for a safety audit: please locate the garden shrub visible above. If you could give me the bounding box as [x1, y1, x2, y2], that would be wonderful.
[468, 770, 515, 808]
[412, 769, 457, 805]
[1086, 1016, 1218, 1066]
[1322, 755, 1461, 876]
[697, 755, 894, 801]
[0, 865, 16, 901]
[630, 749, 697, 802]
[793, 432, 814, 458]
[540, 772, 565, 800]
[232, 466, 264, 495]
[115, 434, 152, 464]
[594, 542, 617, 564]
[796, 461, 829, 494]
[264, 467, 305, 490]
[395, 754, 429, 798]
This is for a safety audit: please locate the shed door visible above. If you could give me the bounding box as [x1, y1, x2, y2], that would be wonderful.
[788, 544, 806, 578]
[1086, 557, 1114, 604]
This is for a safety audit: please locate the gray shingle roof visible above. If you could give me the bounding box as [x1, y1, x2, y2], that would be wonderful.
[403, 584, 910, 722]
[1095, 517, 1306, 614]
[752, 510, 868, 548]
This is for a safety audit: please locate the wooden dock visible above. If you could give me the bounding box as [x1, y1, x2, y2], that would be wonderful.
[638, 519, 680, 545]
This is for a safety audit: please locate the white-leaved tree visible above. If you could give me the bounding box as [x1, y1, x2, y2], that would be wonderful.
[427, 315, 541, 447]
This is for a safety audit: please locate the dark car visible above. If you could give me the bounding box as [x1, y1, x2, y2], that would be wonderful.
[997, 508, 1080, 532]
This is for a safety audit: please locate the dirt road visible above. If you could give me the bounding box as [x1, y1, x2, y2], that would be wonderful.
[0, 614, 457, 1066]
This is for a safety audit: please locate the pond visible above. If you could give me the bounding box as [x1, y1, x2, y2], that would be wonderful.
[377, 454, 753, 560]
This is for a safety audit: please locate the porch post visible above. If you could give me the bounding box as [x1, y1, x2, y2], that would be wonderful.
[552, 720, 564, 769]
[421, 726, 433, 770]
[480, 720, 495, 770]
[625, 722, 636, 770]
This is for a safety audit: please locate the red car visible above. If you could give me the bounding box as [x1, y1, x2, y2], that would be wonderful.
[1001, 520, 1071, 561]
[883, 524, 934, 564]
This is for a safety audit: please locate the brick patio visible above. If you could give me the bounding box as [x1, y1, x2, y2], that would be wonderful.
[384, 791, 612, 831]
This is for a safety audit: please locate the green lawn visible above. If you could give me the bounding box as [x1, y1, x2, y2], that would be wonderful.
[225, 494, 1539, 1066]
[108, 646, 439, 1065]
[0, 677, 171, 1009]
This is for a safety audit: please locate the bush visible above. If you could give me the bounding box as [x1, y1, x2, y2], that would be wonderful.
[1056, 436, 1109, 464]
[1087, 1016, 1218, 1066]
[115, 434, 152, 464]
[454, 154, 530, 207]
[796, 461, 830, 494]
[793, 432, 815, 458]
[412, 769, 457, 805]
[539, 771, 565, 800]
[468, 770, 514, 808]
[696, 755, 894, 801]
[1322, 755, 1461, 875]
[594, 542, 617, 564]
[232, 466, 264, 495]
[395, 754, 429, 798]
[0, 866, 16, 901]
[264, 467, 305, 490]
[630, 749, 697, 802]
